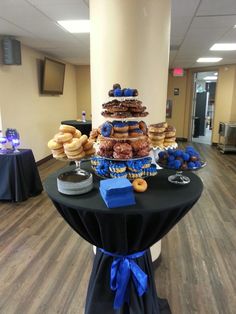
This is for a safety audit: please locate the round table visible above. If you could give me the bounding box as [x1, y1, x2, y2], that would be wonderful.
[0, 149, 43, 202]
[44, 163, 203, 314]
[61, 120, 92, 137]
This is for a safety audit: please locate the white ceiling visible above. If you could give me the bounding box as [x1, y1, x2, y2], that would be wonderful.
[0, 0, 236, 68]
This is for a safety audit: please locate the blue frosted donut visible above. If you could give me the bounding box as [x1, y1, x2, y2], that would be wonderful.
[96, 160, 110, 177]
[112, 121, 129, 132]
[124, 88, 134, 97]
[127, 160, 143, 172]
[128, 121, 139, 130]
[129, 128, 143, 137]
[113, 88, 123, 97]
[101, 122, 113, 137]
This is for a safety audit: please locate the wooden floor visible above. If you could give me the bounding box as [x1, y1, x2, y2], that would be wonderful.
[0, 143, 235, 314]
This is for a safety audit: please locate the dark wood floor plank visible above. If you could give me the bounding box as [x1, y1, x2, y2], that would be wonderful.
[0, 143, 235, 314]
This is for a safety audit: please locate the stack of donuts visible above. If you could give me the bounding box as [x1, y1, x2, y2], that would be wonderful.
[164, 125, 176, 147]
[148, 122, 167, 148]
[98, 137, 149, 159]
[148, 122, 177, 149]
[48, 124, 95, 161]
[100, 120, 147, 139]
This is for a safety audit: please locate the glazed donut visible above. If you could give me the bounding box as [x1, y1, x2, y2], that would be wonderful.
[79, 134, 88, 145]
[48, 139, 63, 150]
[164, 137, 176, 143]
[51, 148, 64, 155]
[113, 132, 129, 138]
[65, 146, 83, 156]
[110, 111, 132, 119]
[52, 152, 67, 159]
[113, 121, 129, 132]
[59, 124, 76, 134]
[165, 131, 176, 138]
[83, 140, 94, 151]
[129, 129, 143, 138]
[132, 178, 148, 193]
[54, 132, 73, 143]
[148, 132, 165, 140]
[63, 138, 82, 151]
[148, 125, 166, 133]
[148, 122, 167, 133]
[113, 151, 133, 159]
[73, 129, 82, 139]
[113, 142, 132, 153]
[165, 125, 176, 132]
[101, 122, 114, 137]
[139, 121, 147, 135]
[67, 151, 86, 160]
[128, 121, 139, 130]
[150, 140, 164, 147]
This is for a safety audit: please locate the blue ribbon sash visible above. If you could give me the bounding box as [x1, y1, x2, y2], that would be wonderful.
[99, 248, 148, 310]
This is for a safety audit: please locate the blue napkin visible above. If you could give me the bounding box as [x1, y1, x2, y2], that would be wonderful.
[100, 188, 135, 208]
[100, 178, 133, 196]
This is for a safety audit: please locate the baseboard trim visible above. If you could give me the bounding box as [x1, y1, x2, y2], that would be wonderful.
[36, 154, 52, 166]
[177, 137, 188, 142]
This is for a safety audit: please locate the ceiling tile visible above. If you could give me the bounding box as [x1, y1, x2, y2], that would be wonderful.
[197, 0, 236, 16]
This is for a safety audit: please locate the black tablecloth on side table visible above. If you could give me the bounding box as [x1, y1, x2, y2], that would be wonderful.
[61, 120, 92, 137]
[0, 149, 43, 202]
[44, 163, 203, 314]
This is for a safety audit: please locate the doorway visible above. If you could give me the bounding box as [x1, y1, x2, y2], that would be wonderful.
[191, 71, 217, 145]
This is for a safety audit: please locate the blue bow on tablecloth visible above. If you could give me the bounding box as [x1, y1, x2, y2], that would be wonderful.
[99, 248, 148, 310]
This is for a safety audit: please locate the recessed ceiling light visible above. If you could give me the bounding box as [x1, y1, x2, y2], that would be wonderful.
[197, 57, 222, 63]
[214, 72, 218, 75]
[203, 76, 218, 80]
[210, 43, 236, 51]
[57, 20, 90, 33]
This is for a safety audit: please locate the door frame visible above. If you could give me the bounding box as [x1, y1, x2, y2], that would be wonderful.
[187, 68, 218, 144]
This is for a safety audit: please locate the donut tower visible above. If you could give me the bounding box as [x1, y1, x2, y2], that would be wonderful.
[92, 84, 157, 179]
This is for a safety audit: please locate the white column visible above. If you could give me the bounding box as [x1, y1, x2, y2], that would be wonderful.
[90, 0, 171, 127]
[90, 0, 171, 262]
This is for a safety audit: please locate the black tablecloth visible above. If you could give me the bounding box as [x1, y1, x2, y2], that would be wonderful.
[44, 163, 203, 314]
[0, 149, 43, 202]
[61, 120, 92, 137]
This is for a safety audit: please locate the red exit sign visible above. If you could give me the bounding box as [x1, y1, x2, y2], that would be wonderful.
[173, 68, 184, 77]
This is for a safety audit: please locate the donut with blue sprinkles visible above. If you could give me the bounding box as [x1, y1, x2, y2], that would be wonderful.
[109, 162, 126, 173]
[127, 160, 143, 172]
[101, 122, 114, 137]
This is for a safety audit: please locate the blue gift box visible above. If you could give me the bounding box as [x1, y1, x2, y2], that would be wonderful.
[99, 178, 136, 208]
